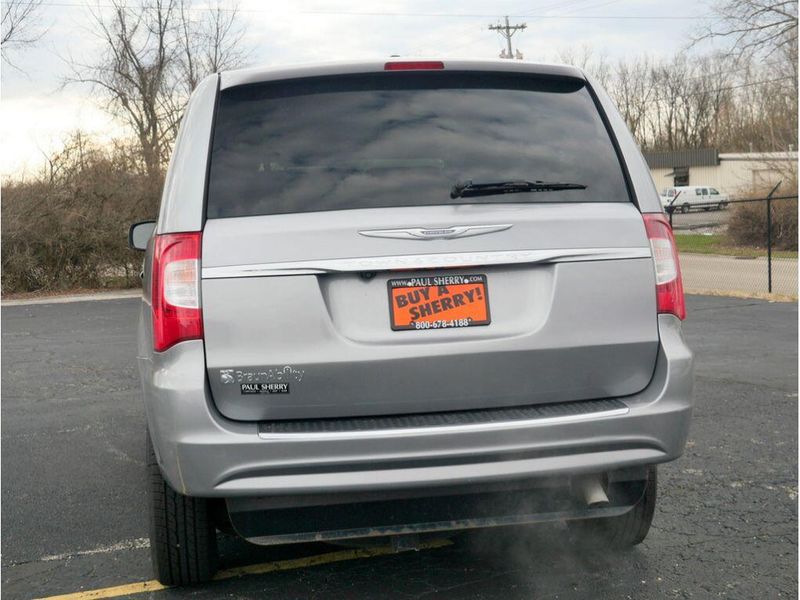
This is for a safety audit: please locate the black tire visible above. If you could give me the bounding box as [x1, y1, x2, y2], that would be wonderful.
[147, 432, 219, 585]
[718, 202, 727, 210]
[681, 203, 690, 214]
[568, 466, 657, 550]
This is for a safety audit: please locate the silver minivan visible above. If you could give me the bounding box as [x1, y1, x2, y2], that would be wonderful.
[130, 59, 694, 585]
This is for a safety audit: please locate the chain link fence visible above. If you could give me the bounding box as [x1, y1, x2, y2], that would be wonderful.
[664, 189, 797, 297]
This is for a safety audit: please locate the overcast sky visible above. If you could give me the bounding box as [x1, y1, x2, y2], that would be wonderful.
[1, 0, 722, 176]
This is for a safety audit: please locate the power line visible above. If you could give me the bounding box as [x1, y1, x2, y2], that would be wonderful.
[524, 0, 624, 17]
[520, 0, 605, 16]
[686, 76, 795, 95]
[645, 76, 796, 102]
[681, 60, 794, 82]
[594, 56, 792, 82]
[32, 2, 712, 19]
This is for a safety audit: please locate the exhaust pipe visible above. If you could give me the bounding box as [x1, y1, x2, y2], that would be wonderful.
[572, 474, 610, 507]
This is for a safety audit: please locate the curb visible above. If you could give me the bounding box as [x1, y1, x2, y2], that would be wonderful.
[685, 289, 798, 303]
[2, 290, 141, 307]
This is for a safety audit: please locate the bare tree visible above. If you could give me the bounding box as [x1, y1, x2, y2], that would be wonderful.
[166, 0, 247, 138]
[2, 0, 45, 65]
[610, 56, 655, 143]
[67, 0, 178, 180]
[695, 0, 798, 60]
[176, 0, 247, 92]
[66, 0, 249, 180]
[555, 39, 796, 152]
[556, 44, 611, 88]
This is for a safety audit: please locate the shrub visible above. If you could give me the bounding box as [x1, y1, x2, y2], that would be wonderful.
[2, 133, 163, 294]
[727, 181, 798, 251]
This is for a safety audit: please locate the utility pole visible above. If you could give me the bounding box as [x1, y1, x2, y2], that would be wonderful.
[489, 16, 526, 59]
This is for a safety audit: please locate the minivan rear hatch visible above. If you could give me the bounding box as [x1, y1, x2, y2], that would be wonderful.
[200, 69, 658, 421]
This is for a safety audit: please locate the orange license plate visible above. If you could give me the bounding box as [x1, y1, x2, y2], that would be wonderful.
[388, 274, 491, 331]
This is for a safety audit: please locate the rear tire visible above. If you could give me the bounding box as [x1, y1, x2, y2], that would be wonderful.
[147, 432, 219, 585]
[681, 203, 690, 214]
[568, 466, 657, 550]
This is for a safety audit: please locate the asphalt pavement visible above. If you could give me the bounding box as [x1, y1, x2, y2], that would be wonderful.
[2, 295, 797, 599]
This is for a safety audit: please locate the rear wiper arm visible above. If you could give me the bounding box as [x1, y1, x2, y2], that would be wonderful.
[450, 179, 587, 199]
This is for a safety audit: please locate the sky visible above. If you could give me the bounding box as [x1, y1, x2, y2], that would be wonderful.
[0, 0, 723, 177]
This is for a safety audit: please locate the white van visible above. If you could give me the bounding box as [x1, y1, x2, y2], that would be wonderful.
[660, 186, 729, 213]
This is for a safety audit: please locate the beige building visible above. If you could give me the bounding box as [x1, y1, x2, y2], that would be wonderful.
[644, 149, 798, 197]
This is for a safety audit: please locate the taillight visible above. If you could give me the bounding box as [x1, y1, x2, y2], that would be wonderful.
[384, 61, 445, 71]
[643, 213, 686, 320]
[151, 232, 203, 351]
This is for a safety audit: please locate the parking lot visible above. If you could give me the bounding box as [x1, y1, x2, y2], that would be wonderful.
[2, 295, 797, 599]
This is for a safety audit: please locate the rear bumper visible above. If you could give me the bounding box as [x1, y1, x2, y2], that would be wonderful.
[139, 315, 693, 498]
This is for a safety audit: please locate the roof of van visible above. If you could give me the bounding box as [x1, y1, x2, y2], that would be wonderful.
[219, 58, 586, 90]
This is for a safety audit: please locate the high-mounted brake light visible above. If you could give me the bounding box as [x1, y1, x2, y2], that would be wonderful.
[643, 213, 686, 320]
[384, 61, 445, 71]
[151, 232, 203, 352]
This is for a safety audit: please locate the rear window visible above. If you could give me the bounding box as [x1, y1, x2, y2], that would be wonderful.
[207, 72, 630, 219]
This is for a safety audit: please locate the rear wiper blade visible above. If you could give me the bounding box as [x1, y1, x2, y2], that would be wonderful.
[450, 179, 587, 199]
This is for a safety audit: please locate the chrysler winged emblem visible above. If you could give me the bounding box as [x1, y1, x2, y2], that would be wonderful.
[358, 224, 512, 241]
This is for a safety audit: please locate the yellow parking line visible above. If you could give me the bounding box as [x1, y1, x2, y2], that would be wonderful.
[35, 580, 168, 600]
[37, 538, 452, 600]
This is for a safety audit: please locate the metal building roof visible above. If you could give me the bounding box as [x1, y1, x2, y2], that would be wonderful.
[642, 149, 719, 169]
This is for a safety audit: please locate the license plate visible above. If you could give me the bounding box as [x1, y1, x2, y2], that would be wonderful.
[388, 274, 491, 331]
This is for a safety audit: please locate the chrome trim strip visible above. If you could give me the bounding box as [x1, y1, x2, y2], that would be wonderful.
[203, 247, 650, 279]
[257, 406, 630, 441]
[359, 224, 513, 241]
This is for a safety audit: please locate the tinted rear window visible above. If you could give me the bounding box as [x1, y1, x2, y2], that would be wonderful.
[207, 72, 629, 219]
